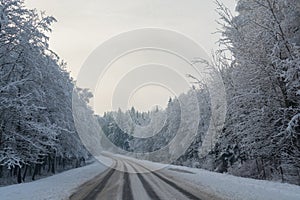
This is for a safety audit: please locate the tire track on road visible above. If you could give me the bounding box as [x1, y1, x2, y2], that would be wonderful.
[69, 161, 117, 200]
[122, 158, 202, 200]
[122, 163, 134, 200]
[127, 163, 161, 200]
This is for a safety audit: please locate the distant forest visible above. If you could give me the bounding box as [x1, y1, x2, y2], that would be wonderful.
[99, 0, 300, 185]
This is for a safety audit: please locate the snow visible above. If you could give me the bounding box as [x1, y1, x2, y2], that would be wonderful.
[1, 154, 300, 200]
[166, 165, 300, 200]
[115, 155, 300, 200]
[0, 157, 112, 200]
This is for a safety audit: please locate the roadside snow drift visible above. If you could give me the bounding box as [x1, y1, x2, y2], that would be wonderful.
[0, 159, 110, 200]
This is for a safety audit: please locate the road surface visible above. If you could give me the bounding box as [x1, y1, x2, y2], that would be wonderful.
[69, 156, 223, 200]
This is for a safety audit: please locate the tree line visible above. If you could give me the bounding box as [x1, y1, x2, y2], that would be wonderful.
[0, 0, 92, 185]
[209, 0, 300, 185]
[98, 0, 300, 185]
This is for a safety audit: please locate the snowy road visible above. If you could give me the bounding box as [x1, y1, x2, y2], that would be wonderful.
[1, 155, 300, 200]
[69, 156, 222, 200]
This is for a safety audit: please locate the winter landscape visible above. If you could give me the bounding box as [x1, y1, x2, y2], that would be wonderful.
[0, 0, 300, 199]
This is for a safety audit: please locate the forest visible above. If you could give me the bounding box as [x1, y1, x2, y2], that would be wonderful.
[98, 0, 300, 185]
[0, 0, 92, 185]
[0, 0, 299, 186]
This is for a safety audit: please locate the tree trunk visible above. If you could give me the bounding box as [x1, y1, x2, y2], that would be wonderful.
[261, 159, 266, 180]
[0, 165, 3, 178]
[256, 159, 260, 175]
[51, 156, 55, 174]
[22, 165, 28, 182]
[47, 155, 51, 173]
[17, 166, 22, 184]
[297, 169, 300, 185]
[62, 158, 66, 169]
[28, 165, 32, 176]
[13, 166, 18, 176]
[75, 159, 79, 168]
[38, 164, 42, 175]
[32, 164, 39, 181]
[280, 166, 284, 183]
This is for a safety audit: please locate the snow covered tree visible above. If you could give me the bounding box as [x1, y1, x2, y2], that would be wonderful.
[211, 0, 300, 184]
[0, 0, 90, 184]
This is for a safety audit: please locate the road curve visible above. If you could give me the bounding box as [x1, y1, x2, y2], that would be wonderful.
[69, 157, 224, 200]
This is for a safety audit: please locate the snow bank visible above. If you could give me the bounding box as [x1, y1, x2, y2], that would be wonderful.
[1, 154, 300, 200]
[166, 164, 300, 200]
[0, 157, 111, 200]
[116, 155, 300, 200]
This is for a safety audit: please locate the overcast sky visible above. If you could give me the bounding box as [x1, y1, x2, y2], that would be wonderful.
[25, 0, 237, 114]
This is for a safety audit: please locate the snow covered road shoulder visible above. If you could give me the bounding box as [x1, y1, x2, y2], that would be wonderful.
[116, 155, 300, 200]
[165, 165, 300, 200]
[0, 159, 111, 200]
